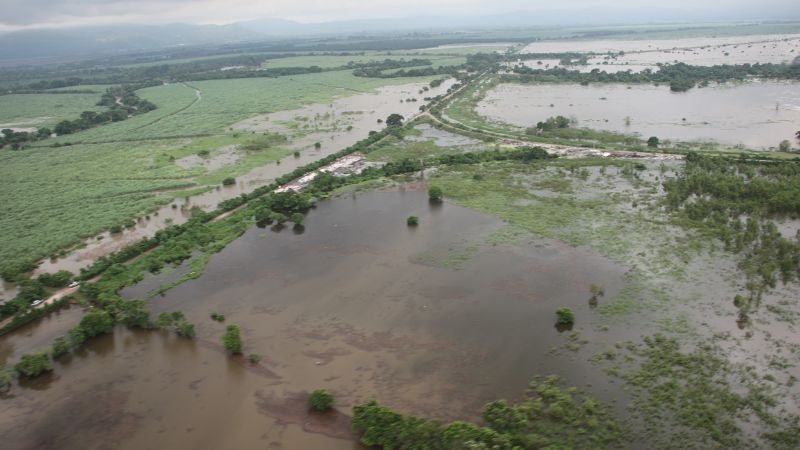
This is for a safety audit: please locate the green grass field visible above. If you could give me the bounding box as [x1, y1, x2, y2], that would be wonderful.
[0, 92, 104, 128]
[40, 71, 438, 143]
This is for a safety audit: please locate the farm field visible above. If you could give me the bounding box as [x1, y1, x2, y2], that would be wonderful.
[0, 69, 443, 273]
[2, 20, 800, 450]
[0, 92, 104, 129]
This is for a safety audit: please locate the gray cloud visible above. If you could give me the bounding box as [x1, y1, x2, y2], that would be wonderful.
[1, 0, 798, 30]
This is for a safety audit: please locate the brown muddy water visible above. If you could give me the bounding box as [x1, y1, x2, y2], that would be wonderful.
[477, 81, 800, 148]
[32, 80, 456, 277]
[1, 191, 631, 449]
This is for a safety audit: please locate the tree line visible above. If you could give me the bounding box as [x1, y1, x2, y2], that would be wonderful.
[351, 375, 625, 449]
[507, 61, 800, 92]
[0, 84, 158, 150]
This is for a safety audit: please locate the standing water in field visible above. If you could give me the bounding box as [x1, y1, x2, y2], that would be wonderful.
[33, 80, 456, 276]
[1, 191, 629, 448]
[476, 81, 800, 148]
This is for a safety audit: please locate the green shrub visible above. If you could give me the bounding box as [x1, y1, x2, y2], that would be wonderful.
[0, 367, 12, 391]
[210, 312, 226, 322]
[428, 186, 443, 201]
[556, 307, 575, 325]
[15, 352, 52, 378]
[407, 216, 419, 226]
[52, 336, 71, 359]
[79, 310, 115, 338]
[222, 177, 236, 186]
[308, 389, 334, 411]
[222, 324, 243, 354]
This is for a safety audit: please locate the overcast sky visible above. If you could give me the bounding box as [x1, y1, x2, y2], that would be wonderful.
[1, 0, 798, 31]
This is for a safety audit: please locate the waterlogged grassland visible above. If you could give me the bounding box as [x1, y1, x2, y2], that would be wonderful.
[422, 157, 800, 447]
[0, 92, 104, 128]
[0, 132, 294, 268]
[0, 140, 192, 265]
[442, 77, 645, 149]
[42, 71, 440, 144]
[1, 70, 443, 269]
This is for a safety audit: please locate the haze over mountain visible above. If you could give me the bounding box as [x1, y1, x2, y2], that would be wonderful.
[1, 5, 799, 64]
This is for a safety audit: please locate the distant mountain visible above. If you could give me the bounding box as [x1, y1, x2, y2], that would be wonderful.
[0, 23, 259, 63]
[239, 9, 800, 37]
[1, 7, 798, 65]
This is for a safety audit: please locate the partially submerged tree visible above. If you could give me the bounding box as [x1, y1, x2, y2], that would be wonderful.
[308, 389, 335, 411]
[428, 186, 443, 202]
[385, 113, 404, 127]
[15, 352, 52, 378]
[556, 307, 575, 325]
[222, 324, 243, 354]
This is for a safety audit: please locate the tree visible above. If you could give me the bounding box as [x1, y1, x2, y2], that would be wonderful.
[68, 326, 87, 346]
[647, 136, 659, 148]
[407, 216, 419, 226]
[15, 352, 52, 378]
[117, 300, 151, 328]
[79, 310, 115, 338]
[37, 270, 74, 288]
[779, 140, 791, 152]
[428, 186, 443, 202]
[556, 307, 575, 325]
[0, 366, 12, 391]
[177, 321, 195, 338]
[222, 324, 243, 354]
[211, 312, 226, 322]
[482, 400, 527, 434]
[290, 212, 305, 225]
[248, 353, 261, 364]
[270, 211, 288, 224]
[52, 336, 71, 359]
[386, 113, 404, 127]
[222, 177, 236, 186]
[308, 389, 335, 411]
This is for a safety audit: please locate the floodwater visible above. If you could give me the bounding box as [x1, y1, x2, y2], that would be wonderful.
[2, 191, 629, 448]
[476, 81, 800, 148]
[517, 33, 800, 73]
[174, 144, 241, 171]
[32, 79, 456, 277]
[405, 123, 483, 148]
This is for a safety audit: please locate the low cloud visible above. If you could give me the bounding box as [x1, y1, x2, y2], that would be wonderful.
[1, 0, 798, 31]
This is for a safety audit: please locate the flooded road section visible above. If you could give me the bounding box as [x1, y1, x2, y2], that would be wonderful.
[32, 80, 455, 277]
[477, 81, 800, 148]
[2, 191, 628, 449]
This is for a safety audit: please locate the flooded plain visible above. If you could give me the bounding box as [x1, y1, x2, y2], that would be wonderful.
[516, 33, 800, 73]
[33, 79, 456, 277]
[1, 191, 631, 448]
[476, 80, 800, 148]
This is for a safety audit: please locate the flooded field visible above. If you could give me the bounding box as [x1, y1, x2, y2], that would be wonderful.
[404, 123, 483, 148]
[32, 80, 456, 276]
[1, 191, 631, 448]
[516, 33, 800, 73]
[476, 80, 800, 148]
